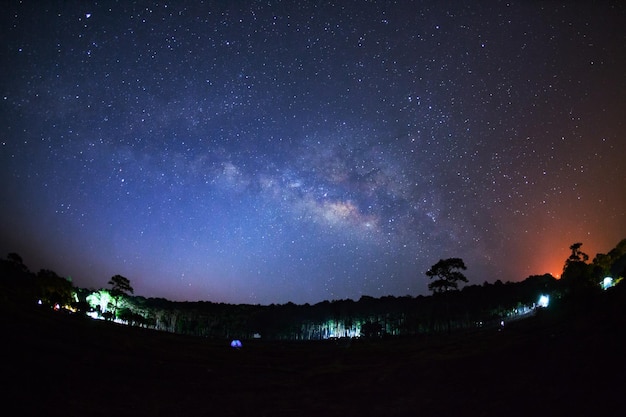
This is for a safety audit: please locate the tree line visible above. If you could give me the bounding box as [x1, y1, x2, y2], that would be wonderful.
[2, 239, 625, 340]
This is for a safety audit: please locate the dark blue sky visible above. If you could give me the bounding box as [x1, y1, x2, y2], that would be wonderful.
[2, 1, 625, 305]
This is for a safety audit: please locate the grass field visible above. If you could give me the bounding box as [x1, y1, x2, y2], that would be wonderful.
[3, 295, 625, 417]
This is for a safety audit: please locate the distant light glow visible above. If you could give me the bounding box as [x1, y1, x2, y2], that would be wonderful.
[602, 277, 614, 290]
[538, 294, 550, 308]
[230, 340, 242, 348]
[86, 290, 112, 313]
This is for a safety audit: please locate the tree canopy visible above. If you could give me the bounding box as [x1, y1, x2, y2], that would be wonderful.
[426, 258, 468, 294]
[107, 275, 134, 319]
[108, 274, 134, 297]
[561, 242, 595, 293]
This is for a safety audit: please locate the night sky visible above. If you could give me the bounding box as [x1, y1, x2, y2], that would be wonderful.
[1, 1, 625, 305]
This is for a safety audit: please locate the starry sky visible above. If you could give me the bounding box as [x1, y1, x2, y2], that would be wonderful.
[1, 1, 625, 305]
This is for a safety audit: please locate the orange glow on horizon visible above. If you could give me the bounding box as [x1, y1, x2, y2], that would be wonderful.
[520, 233, 622, 283]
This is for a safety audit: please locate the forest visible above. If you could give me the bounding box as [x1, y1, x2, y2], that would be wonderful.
[1, 239, 625, 341]
[3, 239, 626, 416]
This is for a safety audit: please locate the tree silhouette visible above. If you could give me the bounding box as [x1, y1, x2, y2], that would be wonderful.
[7, 252, 27, 270]
[108, 274, 134, 296]
[561, 242, 594, 295]
[592, 238, 626, 280]
[1, 252, 36, 304]
[108, 275, 134, 319]
[35, 269, 74, 308]
[426, 258, 468, 294]
[567, 242, 589, 264]
[426, 258, 468, 334]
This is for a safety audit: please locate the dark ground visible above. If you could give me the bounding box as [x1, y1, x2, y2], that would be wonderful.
[3, 292, 626, 417]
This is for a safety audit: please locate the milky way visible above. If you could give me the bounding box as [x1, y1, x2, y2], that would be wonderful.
[1, 1, 625, 304]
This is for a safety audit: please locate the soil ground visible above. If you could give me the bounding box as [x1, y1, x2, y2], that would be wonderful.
[2, 295, 625, 417]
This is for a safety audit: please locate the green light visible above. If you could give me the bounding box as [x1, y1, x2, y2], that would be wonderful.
[86, 290, 112, 314]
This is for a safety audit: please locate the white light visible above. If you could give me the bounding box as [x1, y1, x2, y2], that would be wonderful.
[538, 295, 550, 308]
[602, 277, 613, 290]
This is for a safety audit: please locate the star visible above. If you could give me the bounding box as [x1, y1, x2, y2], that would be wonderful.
[1, 1, 625, 305]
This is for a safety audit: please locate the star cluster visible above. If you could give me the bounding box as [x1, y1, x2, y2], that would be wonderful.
[1, 1, 625, 304]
